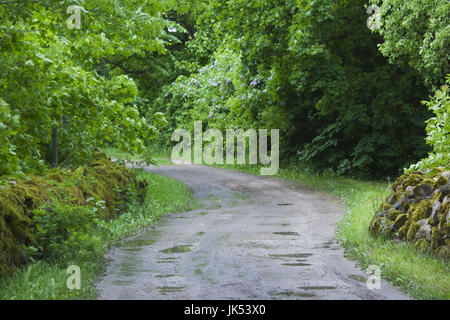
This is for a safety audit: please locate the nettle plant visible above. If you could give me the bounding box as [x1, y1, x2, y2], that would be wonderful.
[408, 75, 450, 172]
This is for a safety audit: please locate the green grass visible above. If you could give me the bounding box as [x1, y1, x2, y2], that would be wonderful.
[211, 162, 449, 300]
[0, 169, 191, 300]
[101, 145, 173, 165]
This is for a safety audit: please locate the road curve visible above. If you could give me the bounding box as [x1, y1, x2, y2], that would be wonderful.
[95, 164, 409, 300]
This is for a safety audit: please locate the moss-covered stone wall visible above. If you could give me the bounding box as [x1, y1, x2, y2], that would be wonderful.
[369, 170, 449, 259]
[0, 152, 147, 276]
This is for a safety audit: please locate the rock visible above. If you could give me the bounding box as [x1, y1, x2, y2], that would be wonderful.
[375, 210, 388, 218]
[440, 184, 450, 197]
[387, 209, 403, 220]
[440, 171, 450, 180]
[409, 200, 433, 221]
[430, 198, 442, 225]
[415, 219, 432, 241]
[431, 227, 444, 248]
[393, 196, 408, 211]
[433, 175, 448, 190]
[369, 217, 393, 237]
[394, 196, 408, 211]
[393, 214, 408, 230]
[370, 171, 450, 259]
[387, 192, 403, 205]
[413, 183, 433, 198]
[411, 196, 432, 204]
[406, 222, 420, 241]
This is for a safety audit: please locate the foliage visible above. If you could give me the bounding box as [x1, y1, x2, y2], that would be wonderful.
[371, 0, 450, 88]
[31, 202, 106, 263]
[152, 0, 432, 178]
[0, 169, 191, 300]
[0, 152, 146, 276]
[408, 76, 450, 171]
[0, 0, 197, 173]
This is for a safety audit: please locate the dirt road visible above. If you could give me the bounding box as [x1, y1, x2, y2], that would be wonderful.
[95, 164, 409, 300]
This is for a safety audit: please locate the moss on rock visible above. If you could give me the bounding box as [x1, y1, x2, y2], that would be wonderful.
[369, 171, 450, 259]
[0, 152, 148, 276]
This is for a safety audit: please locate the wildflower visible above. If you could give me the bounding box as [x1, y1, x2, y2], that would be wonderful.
[250, 79, 260, 86]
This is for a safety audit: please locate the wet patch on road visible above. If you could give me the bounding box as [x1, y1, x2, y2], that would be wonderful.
[159, 245, 192, 253]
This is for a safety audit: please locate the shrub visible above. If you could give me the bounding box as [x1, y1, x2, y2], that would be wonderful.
[408, 75, 450, 172]
[30, 202, 107, 263]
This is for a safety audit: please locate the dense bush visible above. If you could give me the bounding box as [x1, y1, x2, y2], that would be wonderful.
[371, 0, 450, 87]
[408, 76, 450, 172]
[31, 202, 106, 263]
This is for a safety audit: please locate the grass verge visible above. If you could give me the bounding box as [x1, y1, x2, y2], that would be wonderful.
[0, 168, 191, 299]
[101, 146, 173, 165]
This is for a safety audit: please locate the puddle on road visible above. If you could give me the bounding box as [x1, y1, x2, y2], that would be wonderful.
[120, 238, 156, 248]
[282, 263, 311, 266]
[299, 286, 337, 290]
[118, 262, 136, 277]
[277, 202, 294, 206]
[159, 245, 191, 254]
[157, 257, 178, 264]
[269, 290, 316, 298]
[111, 279, 134, 286]
[199, 212, 209, 216]
[121, 247, 143, 252]
[349, 274, 367, 283]
[155, 274, 177, 278]
[269, 253, 313, 259]
[118, 229, 160, 248]
[194, 268, 203, 276]
[157, 286, 186, 295]
[195, 231, 205, 236]
[273, 232, 300, 236]
[229, 192, 251, 201]
[187, 194, 222, 211]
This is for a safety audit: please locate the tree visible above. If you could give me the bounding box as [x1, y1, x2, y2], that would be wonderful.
[371, 0, 450, 88]
[0, 0, 190, 172]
